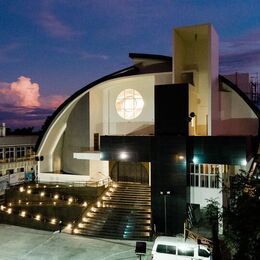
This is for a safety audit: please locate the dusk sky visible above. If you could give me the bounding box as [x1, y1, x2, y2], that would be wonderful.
[1, 0, 260, 129]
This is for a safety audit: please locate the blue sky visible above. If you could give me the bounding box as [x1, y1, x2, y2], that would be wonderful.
[1, 0, 260, 129]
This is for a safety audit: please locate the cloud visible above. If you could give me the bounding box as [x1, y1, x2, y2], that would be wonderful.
[220, 30, 260, 74]
[79, 51, 109, 61]
[40, 95, 68, 109]
[39, 8, 81, 39]
[0, 76, 66, 129]
[55, 47, 109, 61]
[0, 76, 40, 107]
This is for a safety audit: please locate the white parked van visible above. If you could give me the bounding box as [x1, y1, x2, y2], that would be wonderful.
[151, 236, 212, 260]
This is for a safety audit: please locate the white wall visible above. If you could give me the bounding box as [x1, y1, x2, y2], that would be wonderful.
[89, 160, 109, 180]
[101, 75, 156, 135]
[190, 186, 222, 208]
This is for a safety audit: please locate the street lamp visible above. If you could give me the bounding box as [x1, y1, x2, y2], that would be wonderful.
[160, 190, 173, 235]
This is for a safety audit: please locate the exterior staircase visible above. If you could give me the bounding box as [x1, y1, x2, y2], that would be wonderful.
[76, 182, 151, 240]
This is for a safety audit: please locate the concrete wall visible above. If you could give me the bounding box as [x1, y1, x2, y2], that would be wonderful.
[62, 94, 90, 175]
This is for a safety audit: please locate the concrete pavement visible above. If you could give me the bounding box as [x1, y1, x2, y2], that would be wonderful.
[0, 224, 153, 260]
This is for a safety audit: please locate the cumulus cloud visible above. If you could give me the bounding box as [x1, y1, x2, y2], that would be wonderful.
[0, 76, 66, 129]
[0, 76, 40, 107]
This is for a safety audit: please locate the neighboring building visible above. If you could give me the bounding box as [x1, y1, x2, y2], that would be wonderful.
[0, 123, 37, 194]
[36, 24, 259, 235]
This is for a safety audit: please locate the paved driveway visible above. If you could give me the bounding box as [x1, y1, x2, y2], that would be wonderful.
[0, 224, 152, 260]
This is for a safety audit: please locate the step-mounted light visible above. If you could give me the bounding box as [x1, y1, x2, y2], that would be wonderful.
[73, 228, 79, 234]
[67, 223, 72, 229]
[20, 211, 26, 217]
[78, 223, 83, 228]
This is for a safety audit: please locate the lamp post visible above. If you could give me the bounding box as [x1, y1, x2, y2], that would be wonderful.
[160, 190, 173, 235]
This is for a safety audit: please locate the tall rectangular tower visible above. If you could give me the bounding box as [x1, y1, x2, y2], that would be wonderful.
[173, 24, 219, 136]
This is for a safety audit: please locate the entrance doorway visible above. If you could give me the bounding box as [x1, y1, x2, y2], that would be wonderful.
[110, 162, 149, 184]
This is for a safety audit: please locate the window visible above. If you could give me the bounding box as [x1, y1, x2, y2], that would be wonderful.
[200, 175, 209, 188]
[195, 164, 199, 173]
[6, 169, 14, 175]
[210, 174, 219, 188]
[195, 175, 199, 187]
[115, 89, 144, 120]
[198, 248, 211, 257]
[26, 146, 33, 157]
[156, 244, 176, 255]
[5, 147, 15, 160]
[0, 148, 4, 160]
[178, 247, 194, 256]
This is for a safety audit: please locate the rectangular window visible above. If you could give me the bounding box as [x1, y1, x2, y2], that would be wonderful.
[205, 164, 208, 174]
[178, 248, 194, 257]
[200, 175, 209, 188]
[195, 164, 199, 173]
[190, 175, 194, 186]
[195, 175, 199, 187]
[21, 147, 25, 157]
[156, 244, 176, 255]
[26, 146, 32, 157]
[6, 169, 14, 175]
[210, 175, 219, 188]
[16, 147, 21, 158]
[0, 148, 4, 160]
[190, 163, 194, 173]
[5, 147, 14, 159]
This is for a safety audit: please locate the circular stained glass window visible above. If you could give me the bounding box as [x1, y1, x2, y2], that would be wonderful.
[115, 89, 144, 120]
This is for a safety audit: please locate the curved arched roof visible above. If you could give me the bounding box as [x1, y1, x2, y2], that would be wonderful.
[36, 60, 260, 152]
[219, 75, 260, 119]
[219, 75, 260, 135]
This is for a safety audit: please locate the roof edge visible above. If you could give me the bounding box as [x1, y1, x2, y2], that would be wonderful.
[129, 53, 172, 62]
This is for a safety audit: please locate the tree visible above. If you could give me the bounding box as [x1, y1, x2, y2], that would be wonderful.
[205, 199, 222, 260]
[223, 170, 260, 259]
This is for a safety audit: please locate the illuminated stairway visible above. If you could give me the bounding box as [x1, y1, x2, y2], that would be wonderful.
[76, 182, 151, 240]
